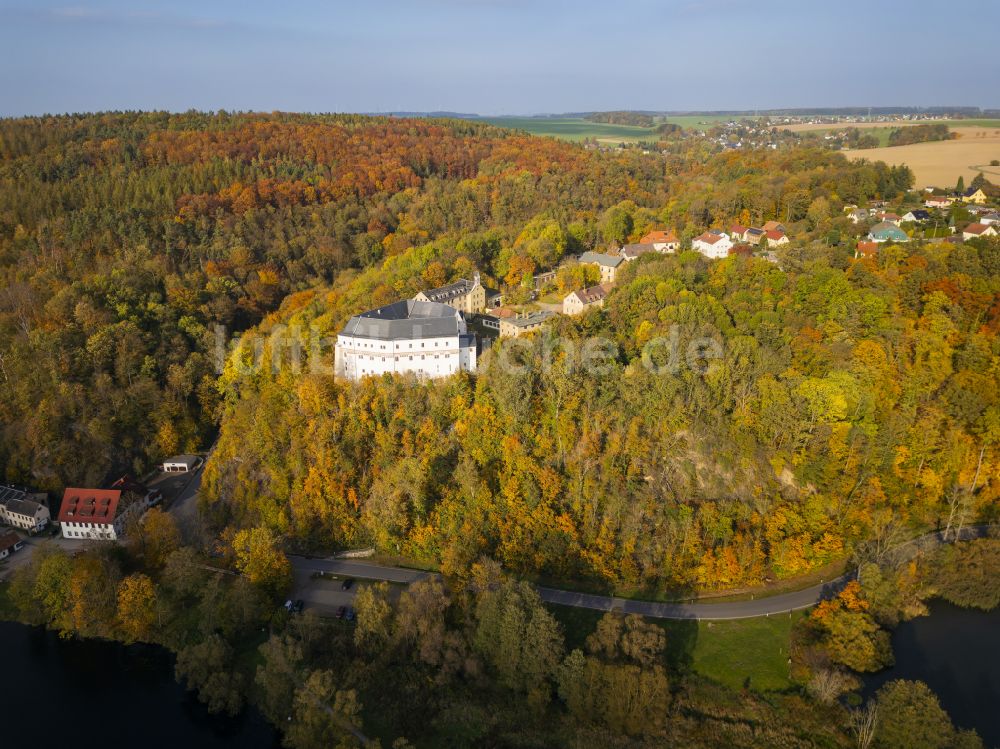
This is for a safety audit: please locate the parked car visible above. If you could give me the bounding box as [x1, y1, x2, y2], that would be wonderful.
[335, 606, 347, 619]
[341, 578, 354, 591]
[292, 599, 304, 613]
[345, 607, 356, 622]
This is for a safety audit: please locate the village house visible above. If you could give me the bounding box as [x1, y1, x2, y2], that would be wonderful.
[498, 310, 555, 338]
[924, 195, 954, 209]
[980, 212, 1000, 226]
[875, 212, 901, 226]
[691, 230, 733, 259]
[578, 251, 624, 284]
[764, 230, 789, 246]
[868, 221, 909, 243]
[563, 284, 609, 315]
[0, 485, 50, 534]
[57, 485, 154, 542]
[762, 220, 786, 233]
[0, 530, 24, 561]
[743, 227, 766, 245]
[729, 224, 748, 241]
[619, 243, 657, 261]
[855, 241, 879, 259]
[415, 273, 488, 314]
[847, 208, 870, 224]
[638, 229, 680, 253]
[901, 209, 931, 223]
[962, 187, 989, 205]
[962, 222, 998, 241]
[334, 299, 477, 380]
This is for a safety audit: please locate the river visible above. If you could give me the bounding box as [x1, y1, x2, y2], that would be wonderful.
[862, 600, 1000, 748]
[0, 621, 279, 748]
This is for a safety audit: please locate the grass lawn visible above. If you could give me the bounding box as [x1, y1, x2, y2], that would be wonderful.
[548, 603, 805, 693]
[691, 613, 805, 692]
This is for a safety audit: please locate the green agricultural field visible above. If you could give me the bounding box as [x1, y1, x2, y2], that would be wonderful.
[548, 604, 805, 692]
[480, 116, 658, 142]
[480, 114, 759, 142]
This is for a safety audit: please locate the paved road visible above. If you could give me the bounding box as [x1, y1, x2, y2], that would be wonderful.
[289, 525, 994, 621]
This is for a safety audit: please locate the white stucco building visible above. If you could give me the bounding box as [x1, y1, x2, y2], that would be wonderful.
[334, 299, 477, 381]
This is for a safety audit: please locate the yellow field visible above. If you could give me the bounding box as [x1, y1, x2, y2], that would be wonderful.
[843, 127, 1000, 188]
[782, 120, 922, 132]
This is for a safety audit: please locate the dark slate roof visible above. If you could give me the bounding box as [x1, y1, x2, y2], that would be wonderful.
[905, 209, 931, 221]
[3, 497, 43, 517]
[419, 278, 476, 303]
[340, 300, 466, 341]
[0, 486, 27, 506]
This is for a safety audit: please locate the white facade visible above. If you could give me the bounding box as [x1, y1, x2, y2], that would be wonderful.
[692, 233, 733, 259]
[335, 299, 477, 381]
[163, 455, 201, 473]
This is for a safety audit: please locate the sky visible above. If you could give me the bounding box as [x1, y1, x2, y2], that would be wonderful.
[1, 0, 998, 117]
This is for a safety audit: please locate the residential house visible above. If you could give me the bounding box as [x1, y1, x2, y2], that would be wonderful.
[743, 227, 766, 245]
[924, 195, 954, 209]
[563, 284, 610, 315]
[876, 212, 901, 226]
[762, 220, 786, 233]
[619, 243, 657, 261]
[498, 310, 555, 338]
[691, 230, 733, 259]
[980, 212, 1000, 226]
[847, 208, 870, 224]
[764, 230, 789, 246]
[638, 229, 680, 253]
[334, 299, 477, 380]
[962, 187, 989, 205]
[855, 241, 879, 259]
[901, 209, 931, 223]
[962, 222, 998, 240]
[578, 251, 624, 284]
[0, 485, 50, 534]
[58, 485, 155, 542]
[868, 222, 909, 243]
[728, 224, 748, 241]
[0, 530, 23, 560]
[415, 273, 488, 314]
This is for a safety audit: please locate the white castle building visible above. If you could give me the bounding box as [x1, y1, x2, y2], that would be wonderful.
[334, 299, 477, 381]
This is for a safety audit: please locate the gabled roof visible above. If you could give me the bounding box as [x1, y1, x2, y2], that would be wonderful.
[58, 488, 123, 526]
[964, 222, 992, 235]
[964, 186, 985, 197]
[729, 223, 748, 235]
[3, 497, 44, 518]
[418, 277, 479, 304]
[856, 241, 879, 256]
[0, 530, 20, 552]
[503, 310, 555, 328]
[764, 230, 786, 241]
[762, 220, 784, 231]
[579, 251, 624, 268]
[569, 284, 610, 305]
[619, 243, 656, 259]
[340, 299, 466, 341]
[693, 231, 727, 245]
[745, 227, 765, 237]
[639, 229, 678, 244]
[903, 209, 931, 220]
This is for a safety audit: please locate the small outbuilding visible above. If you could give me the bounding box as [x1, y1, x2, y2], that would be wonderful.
[162, 455, 202, 473]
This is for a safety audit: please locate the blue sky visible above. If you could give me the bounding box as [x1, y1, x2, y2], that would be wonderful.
[1, 0, 998, 116]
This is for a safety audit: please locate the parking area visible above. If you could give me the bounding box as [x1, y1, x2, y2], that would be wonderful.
[291, 568, 406, 617]
[0, 532, 94, 581]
